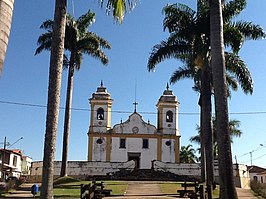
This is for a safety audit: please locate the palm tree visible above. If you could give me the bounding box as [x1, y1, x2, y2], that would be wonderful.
[0, 0, 14, 75]
[190, 118, 242, 158]
[180, 144, 198, 163]
[210, 0, 236, 198]
[36, 10, 111, 177]
[100, 0, 138, 23]
[147, 0, 264, 197]
[40, 0, 67, 198]
[40, 1, 137, 197]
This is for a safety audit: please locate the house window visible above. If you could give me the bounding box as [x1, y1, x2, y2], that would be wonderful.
[143, 139, 149, 149]
[254, 176, 258, 181]
[261, 176, 263, 183]
[97, 108, 104, 120]
[166, 110, 173, 122]
[13, 156, 17, 167]
[120, 138, 126, 148]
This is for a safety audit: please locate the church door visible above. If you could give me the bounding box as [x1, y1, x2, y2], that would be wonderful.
[128, 152, 141, 169]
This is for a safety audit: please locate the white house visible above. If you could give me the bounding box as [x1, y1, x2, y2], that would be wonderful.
[248, 165, 266, 183]
[0, 149, 23, 180]
[87, 82, 181, 169]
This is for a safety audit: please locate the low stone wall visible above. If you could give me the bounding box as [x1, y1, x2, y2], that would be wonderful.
[30, 160, 135, 182]
[153, 160, 250, 188]
[30, 160, 250, 188]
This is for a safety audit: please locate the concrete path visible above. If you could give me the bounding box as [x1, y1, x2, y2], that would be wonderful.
[105, 181, 177, 199]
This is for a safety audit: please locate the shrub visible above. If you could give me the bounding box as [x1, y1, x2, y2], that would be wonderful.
[0, 182, 7, 194]
[250, 180, 266, 197]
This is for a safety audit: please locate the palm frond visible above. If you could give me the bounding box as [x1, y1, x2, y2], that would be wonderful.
[233, 21, 266, 40]
[147, 40, 191, 71]
[223, 0, 246, 21]
[40, 20, 53, 30]
[77, 10, 96, 33]
[35, 32, 53, 55]
[170, 67, 194, 84]
[163, 3, 196, 33]
[102, 0, 138, 23]
[225, 52, 253, 94]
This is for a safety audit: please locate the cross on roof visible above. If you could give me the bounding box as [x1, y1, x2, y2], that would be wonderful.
[133, 101, 138, 112]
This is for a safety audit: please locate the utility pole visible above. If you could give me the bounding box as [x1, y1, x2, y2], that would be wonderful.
[1, 137, 7, 182]
[250, 151, 253, 166]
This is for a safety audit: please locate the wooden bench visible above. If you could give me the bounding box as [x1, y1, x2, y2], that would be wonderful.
[177, 181, 204, 198]
[80, 181, 112, 199]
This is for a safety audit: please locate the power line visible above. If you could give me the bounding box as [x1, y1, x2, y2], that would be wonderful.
[1, 99, 266, 116]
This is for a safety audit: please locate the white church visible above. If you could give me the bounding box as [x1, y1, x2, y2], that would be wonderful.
[87, 82, 181, 169]
[31, 82, 250, 188]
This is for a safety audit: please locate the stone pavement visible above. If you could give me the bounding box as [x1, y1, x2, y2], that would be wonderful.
[2, 181, 260, 198]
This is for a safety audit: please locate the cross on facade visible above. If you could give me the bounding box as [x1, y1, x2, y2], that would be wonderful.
[133, 101, 138, 112]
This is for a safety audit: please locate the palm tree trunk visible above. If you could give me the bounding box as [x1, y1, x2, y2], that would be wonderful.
[210, 0, 237, 198]
[201, 67, 213, 199]
[60, 61, 75, 177]
[198, 96, 206, 182]
[0, 0, 14, 75]
[40, 0, 67, 198]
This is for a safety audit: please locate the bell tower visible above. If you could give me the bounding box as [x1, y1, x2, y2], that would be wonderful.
[157, 84, 179, 135]
[89, 81, 113, 133]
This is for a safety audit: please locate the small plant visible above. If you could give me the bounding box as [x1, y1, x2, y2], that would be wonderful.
[250, 180, 266, 198]
[0, 182, 7, 194]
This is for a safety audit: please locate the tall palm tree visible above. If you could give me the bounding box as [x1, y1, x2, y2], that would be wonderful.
[40, 1, 136, 198]
[40, 0, 67, 198]
[0, 0, 14, 75]
[209, 0, 236, 197]
[147, 0, 264, 197]
[180, 144, 198, 163]
[36, 10, 111, 177]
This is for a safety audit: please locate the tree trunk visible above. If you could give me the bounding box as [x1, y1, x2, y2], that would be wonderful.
[0, 0, 14, 75]
[60, 59, 75, 177]
[201, 67, 213, 199]
[40, 0, 67, 198]
[198, 96, 206, 183]
[210, 0, 237, 198]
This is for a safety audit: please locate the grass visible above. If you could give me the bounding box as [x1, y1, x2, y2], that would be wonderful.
[160, 182, 182, 194]
[1, 177, 222, 198]
[160, 182, 220, 198]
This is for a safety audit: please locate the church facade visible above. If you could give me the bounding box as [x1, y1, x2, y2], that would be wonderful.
[87, 83, 181, 169]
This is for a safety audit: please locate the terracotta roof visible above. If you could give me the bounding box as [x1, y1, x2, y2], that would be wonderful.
[247, 165, 266, 173]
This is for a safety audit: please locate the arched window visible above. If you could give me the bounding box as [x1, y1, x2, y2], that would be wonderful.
[166, 110, 173, 122]
[97, 108, 104, 120]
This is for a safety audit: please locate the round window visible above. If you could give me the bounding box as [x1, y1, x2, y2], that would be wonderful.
[96, 138, 103, 144]
[165, 140, 171, 146]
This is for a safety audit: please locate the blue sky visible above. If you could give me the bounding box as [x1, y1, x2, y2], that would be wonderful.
[1, 0, 266, 168]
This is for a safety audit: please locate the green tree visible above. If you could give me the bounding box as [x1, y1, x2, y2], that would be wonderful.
[190, 118, 242, 158]
[147, 0, 264, 197]
[36, 10, 111, 177]
[180, 144, 198, 163]
[40, 1, 137, 198]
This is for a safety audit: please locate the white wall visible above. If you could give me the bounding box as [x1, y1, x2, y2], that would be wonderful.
[111, 137, 157, 169]
[92, 137, 107, 161]
[161, 138, 176, 163]
[113, 113, 156, 135]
